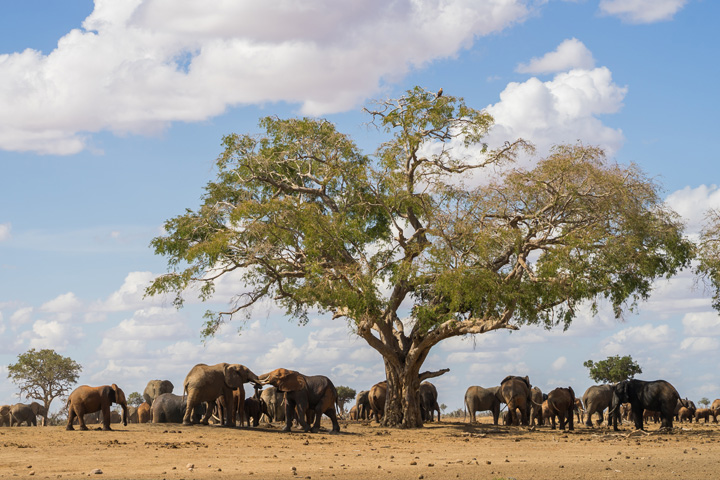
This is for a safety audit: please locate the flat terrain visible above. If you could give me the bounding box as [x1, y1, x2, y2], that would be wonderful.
[1, 417, 719, 479]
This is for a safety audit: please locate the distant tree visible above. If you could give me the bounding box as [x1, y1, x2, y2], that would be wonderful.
[147, 87, 694, 428]
[583, 355, 642, 384]
[699, 397, 710, 408]
[440, 403, 447, 413]
[335, 386, 357, 414]
[7, 348, 82, 425]
[127, 392, 144, 407]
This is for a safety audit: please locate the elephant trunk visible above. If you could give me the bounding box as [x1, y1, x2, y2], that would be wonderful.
[256, 373, 270, 385]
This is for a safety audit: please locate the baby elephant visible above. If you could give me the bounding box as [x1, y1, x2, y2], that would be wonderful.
[545, 387, 575, 431]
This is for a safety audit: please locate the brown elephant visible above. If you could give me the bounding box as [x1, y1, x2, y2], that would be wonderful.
[695, 408, 713, 423]
[137, 402, 151, 423]
[643, 409, 660, 424]
[545, 387, 575, 431]
[711, 399, 720, 413]
[529, 386, 544, 427]
[183, 363, 259, 426]
[419, 382, 440, 422]
[348, 405, 358, 420]
[66, 384, 128, 431]
[256, 368, 340, 434]
[127, 406, 139, 423]
[354, 390, 371, 420]
[678, 406, 695, 422]
[0, 405, 11, 426]
[368, 381, 387, 422]
[243, 396, 264, 427]
[9, 402, 47, 426]
[498, 375, 532, 426]
[574, 397, 584, 424]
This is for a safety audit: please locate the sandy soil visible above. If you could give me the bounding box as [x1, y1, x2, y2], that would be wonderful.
[1, 417, 719, 480]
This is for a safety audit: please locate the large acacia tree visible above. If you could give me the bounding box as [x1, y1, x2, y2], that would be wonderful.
[148, 87, 693, 428]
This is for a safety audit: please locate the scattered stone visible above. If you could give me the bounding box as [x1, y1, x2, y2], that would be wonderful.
[486, 461, 491, 465]
[90, 469, 102, 475]
[410, 461, 417, 465]
[186, 463, 194, 470]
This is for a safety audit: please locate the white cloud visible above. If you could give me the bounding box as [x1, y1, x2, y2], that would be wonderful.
[10, 307, 34, 326]
[484, 66, 627, 157]
[599, 0, 688, 24]
[25, 319, 83, 350]
[516, 38, 595, 74]
[665, 184, 720, 235]
[0, 223, 11, 241]
[680, 337, 719, 353]
[600, 323, 672, 355]
[552, 356, 567, 370]
[100, 271, 157, 311]
[0, 0, 533, 155]
[40, 292, 83, 313]
[682, 311, 720, 336]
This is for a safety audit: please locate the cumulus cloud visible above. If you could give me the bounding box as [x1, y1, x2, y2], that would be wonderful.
[665, 184, 720, 235]
[0, 223, 11, 241]
[483, 66, 627, 158]
[552, 356, 567, 370]
[10, 307, 34, 326]
[0, 0, 533, 155]
[681, 311, 720, 336]
[40, 292, 83, 313]
[600, 323, 672, 355]
[680, 337, 719, 353]
[100, 271, 158, 311]
[516, 38, 595, 74]
[25, 319, 83, 350]
[599, 0, 688, 24]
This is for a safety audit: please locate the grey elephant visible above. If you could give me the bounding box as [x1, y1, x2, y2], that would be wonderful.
[0, 405, 11, 427]
[354, 390, 371, 420]
[464, 386, 500, 424]
[152, 393, 202, 423]
[183, 363, 259, 426]
[127, 406, 139, 423]
[582, 384, 614, 427]
[498, 375, 532, 426]
[10, 402, 47, 426]
[419, 382, 440, 422]
[260, 386, 285, 423]
[143, 379, 174, 406]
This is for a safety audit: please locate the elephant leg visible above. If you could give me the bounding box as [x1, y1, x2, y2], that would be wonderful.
[282, 399, 295, 432]
[77, 408, 89, 431]
[223, 391, 235, 427]
[102, 404, 112, 431]
[184, 392, 201, 425]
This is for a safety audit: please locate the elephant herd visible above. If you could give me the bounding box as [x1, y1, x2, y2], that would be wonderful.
[347, 381, 440, 424]
[463, 376, 714, 432]
[54, 363, 342, 434]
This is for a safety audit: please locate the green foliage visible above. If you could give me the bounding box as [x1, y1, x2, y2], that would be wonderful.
[335, 386, 357, 412]
[127, 392, 144, 407]
[7, 348, 82, 420]
[696, 210, 720, 310]
[584, 355, 642, 383]
[699, 397, 710, 408]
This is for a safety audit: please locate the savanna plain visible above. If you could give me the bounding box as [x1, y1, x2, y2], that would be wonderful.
[1, 417, 719, 480]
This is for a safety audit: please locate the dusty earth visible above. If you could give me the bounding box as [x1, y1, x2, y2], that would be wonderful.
[1, 416, 719, 480]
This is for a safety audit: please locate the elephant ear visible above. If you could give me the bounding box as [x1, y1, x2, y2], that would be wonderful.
[222, 364, 243, 389]
[267, 368, 306, 392]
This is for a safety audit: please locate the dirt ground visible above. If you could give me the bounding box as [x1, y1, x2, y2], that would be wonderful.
[1, 416, 719, 480]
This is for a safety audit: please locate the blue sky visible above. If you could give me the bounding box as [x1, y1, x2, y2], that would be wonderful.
[2, 0, 720, 414]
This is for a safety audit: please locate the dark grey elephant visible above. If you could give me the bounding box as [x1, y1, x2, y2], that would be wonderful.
[0, 405, 11, 426]
[10, 402, 47, 426]
[611, 379, 683, 431]
[354, 390, 371, 420]
[143, 380, 174, 406]
[545, 387, 575, 431]
[464, 386, 500, 424]
[582, 384, 614, 427]
[260, 386, 285, 423]
[498, 375, 532, 426]
[183, 363, 260, 426]
[152, 393, 203, 423]
[419, 382, 440, 422]
[257, 368, 340, 434]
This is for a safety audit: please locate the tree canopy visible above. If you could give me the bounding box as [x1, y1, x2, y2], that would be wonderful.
[148, 87, 694, 427]
[7, 348, 82, 424]
[696, 209, 720, 310]
[583, 355, 643, 383]
[335, 386, 357, 413]
[127, 392, 144, 407]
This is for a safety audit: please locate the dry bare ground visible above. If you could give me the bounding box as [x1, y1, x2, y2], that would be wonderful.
[1, 416, 719, 479]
